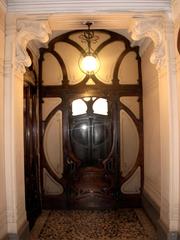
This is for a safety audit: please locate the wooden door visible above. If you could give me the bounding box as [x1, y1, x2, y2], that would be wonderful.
[24, 84, 41, 229]
[68, 97, 115, 209]
[39, 29, 143, 209]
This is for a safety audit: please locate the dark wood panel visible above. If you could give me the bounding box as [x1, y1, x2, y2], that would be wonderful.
[41, 85, 142, 98]
[39, 29, 144, 210]
[24, 84, 41, 229]
[24, 49, 41, 229]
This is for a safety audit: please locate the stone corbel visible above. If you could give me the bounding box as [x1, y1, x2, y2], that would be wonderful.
[16, 20, 52, 74]
[129, 17, 166, 69]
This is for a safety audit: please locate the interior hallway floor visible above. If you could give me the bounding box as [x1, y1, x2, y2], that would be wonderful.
[30, 208, 157, 240]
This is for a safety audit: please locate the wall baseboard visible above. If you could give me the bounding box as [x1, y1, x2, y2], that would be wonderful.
[8, 221, 29, 240]
[142, 190, 160, 227]
[142, 191, 180, 240]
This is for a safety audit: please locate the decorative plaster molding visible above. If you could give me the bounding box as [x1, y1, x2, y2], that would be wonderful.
[139, 38, 152, 57]
[16, 20, 51, 74]
[129, 17, 166, 69]
[7, 0, 171, 13]
[27, 42, 40, 59]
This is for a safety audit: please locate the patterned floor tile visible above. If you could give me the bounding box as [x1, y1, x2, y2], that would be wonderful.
[31, 208, 157, 240]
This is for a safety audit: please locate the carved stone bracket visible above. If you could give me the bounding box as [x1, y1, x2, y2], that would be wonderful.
[16, 20, 51, 74]
[129, 17, 166, 69]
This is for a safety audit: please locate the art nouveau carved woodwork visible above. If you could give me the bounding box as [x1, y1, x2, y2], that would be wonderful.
[24, 60, 41, 228]
[39, 29, 143, 209]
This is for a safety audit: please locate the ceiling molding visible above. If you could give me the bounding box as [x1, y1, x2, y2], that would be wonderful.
[16, 12, 167, 32]
[7, 0, 171, 13]
[15, 13, 167, 60]
[48, 13, 133, 31]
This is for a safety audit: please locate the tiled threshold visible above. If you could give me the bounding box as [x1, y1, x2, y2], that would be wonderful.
[30, 208, 157, 240]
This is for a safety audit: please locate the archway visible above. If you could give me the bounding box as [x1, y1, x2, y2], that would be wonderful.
[38, 29, 143, 209]
[4, 14, 179, 237]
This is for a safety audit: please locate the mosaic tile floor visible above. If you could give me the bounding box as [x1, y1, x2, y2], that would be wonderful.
[30, 209, 157, 240]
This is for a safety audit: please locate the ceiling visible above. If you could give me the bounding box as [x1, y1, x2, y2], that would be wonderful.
[6, 0, 171, 13]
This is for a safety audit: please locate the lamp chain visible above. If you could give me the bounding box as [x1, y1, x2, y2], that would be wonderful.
[84, 22, 94, 55]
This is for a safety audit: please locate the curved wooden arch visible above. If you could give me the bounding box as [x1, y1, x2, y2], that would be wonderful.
[43, 103, 62, 130]
[113, 47, 139, 83]
[39, 28, 143, 208]
[40, 29, 141, 86]
[119, 102, 142, 182]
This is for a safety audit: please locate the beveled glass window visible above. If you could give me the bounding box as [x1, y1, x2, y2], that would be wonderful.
[72, 99, 87, 116]
[93, 98, 108, 115]
[72, 97, 108, 116]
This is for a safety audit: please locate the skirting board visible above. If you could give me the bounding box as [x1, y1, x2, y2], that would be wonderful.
[142, 190, 160, 227]
[8, 221, 30, 240]
[142, 191, 180, 240]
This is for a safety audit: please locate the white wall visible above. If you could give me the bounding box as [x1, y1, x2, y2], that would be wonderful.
[0, 0, 7, 239]
[141, 42, 161, 207]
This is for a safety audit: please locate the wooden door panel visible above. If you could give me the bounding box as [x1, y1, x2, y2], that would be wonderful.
[24, 85, 41, 229]
[39, 29, 143, 209]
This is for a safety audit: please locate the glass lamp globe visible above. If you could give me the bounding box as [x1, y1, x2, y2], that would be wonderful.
[79, 54, 100, 75]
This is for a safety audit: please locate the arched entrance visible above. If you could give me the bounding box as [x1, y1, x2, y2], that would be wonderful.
[39, 29, 143, 209]
[4, 14, 179, 238]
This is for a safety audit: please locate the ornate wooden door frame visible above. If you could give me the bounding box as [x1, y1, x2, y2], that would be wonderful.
[39, 29, 144, 209]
